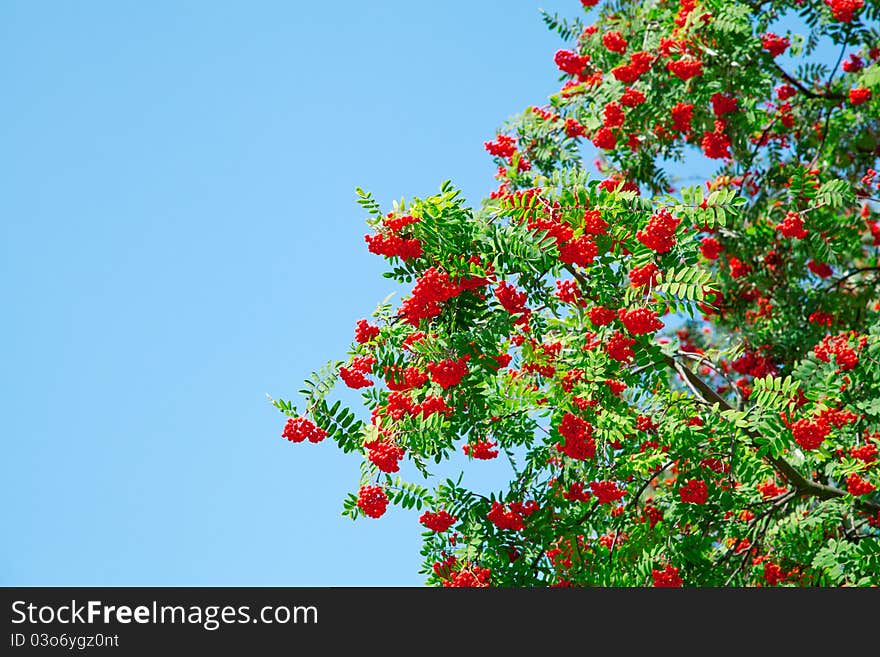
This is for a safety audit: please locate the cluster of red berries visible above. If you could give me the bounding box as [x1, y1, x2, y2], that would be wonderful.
[412, 395, 453, 419]
[441, 565, 491, 588]
[598, 530, 628, 549]
[636, 415, 658, 432]
[556, 412, 596, 460]
[849, 87, 872, 105]
[603, 102, 625, 128]
[484, 133, 517, 158]
[603, 31, 628, 53]
[354, 318, 380, 344]
[688, 414, 704, 427]
[384, 365, 428, 391]
[559, 235, 599, 267]
[702, 122, 731, 159]
[364, 232, 423, 260]
[850, 442, 878, 463]
[611, 51, 653, 84]
[818, 406, 859, 429]
[629, 262, 660, 288]
[554, 49, 590, 76]
[842, 54, 864, 73]
[357, 485, 389, 518]
[400, 267, 462, 325]
[555, 279, 585, 306]
[791, 416, 830, 450]
[487, 500, 537, 531]
[670, 102, 693, 132]
[339, 355, 375, 389]
[699, 236, 722, 260]
[532, 105, 559, 122]
[606, 379, 627, 396]
[463, 439, 499, 460]
[710, 93, 737, 117]
[582, 209, 608, 234]
[365, 213, 423, 261]
[527, 212, 573, 245]
[845, 473, 875, 496]
[427, 356, 469, 389]
[637, 208, 680, 253]
[763, 562, 786, 586]
[727, 256, 752, 278]
[590, 480, 625, 504]
[282, 416, 327, 443]
[419, 510, 457, 532]
[674, 0, 701, 26]
[606, 331, 636, 362]
[588, 305, 617, 326]
[564, 117, 588, 138]
[869, 217, 880, 245]
[373, 391, 451, 423]
[619, 307, 664, 335]
[523, 361, 556, 378]
[808, 311, 834, 327]
[814, 332, 862, 371]
[757, 480, 788, 500]
[495, 281, 529, 318]
[621, 87, 646, 107]
[700, 457, 728, 474]
[679, 479, 709, 504]
[652, 564, 682, 587]
[592, 126, 616, 150]
[562, 481, 592, 503]
[642, 504, 663, 528]
[667, 57, 703, 80]
[777, 211, 808, 239]
[366, 439, 405, 473]
[560, 368, 584, 393]
[761, 33, 790, 57]
[825, 0, 864, 23]
[776, 84, 797, 100]
[732, 349, 776, 378]
[383, 213, 419, 232]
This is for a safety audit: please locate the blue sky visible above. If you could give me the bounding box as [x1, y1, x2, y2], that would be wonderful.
[0, 0, 579, 586]
[1, 2, 840, 586]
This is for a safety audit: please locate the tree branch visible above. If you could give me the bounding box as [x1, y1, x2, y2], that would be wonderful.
[772, 62, 843, 101]
[663, 354, 880, 513]
[823, 266, 880, 293]
[564, 263, 591, 293]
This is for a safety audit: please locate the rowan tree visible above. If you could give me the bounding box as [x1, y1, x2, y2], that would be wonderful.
[272, 0, 880, 586]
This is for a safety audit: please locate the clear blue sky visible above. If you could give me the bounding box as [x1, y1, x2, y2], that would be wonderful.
[1, 2, 837, 586]
[0, 0, 580, 586]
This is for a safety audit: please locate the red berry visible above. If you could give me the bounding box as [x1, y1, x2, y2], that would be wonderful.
[825, 0, 864, 23]
[556, 412, 596, 460]
[849, 87, 872, 105]
[590, 480, 625, 504]
[602, 31, 628, 54]
[679, 479, 708, 504]
[282, 416, 327, 444]
[420, 510, 457, 532]
[463, 439, 499, 460]
[845, 473, 875, 496]
[354, 319, 380, 344]
[652, 564, 682, 587]
[357, 485, 389, 518]
[761, 33, 790, 57]
[636, 208, 680, 253]
[619, 307, 664, 335]
[554, 49, 589, 76]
